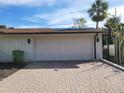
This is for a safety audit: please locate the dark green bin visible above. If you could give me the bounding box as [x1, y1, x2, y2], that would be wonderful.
[12, 50, 24, 63]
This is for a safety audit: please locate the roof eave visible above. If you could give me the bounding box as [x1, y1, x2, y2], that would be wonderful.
[0, 32, 108, 34]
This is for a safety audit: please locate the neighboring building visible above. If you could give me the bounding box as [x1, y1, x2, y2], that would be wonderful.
[0, 28, 107, 62]
[0, 25, 7, 29]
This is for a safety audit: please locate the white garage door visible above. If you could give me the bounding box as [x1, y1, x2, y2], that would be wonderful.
[34, 34, 93, 61]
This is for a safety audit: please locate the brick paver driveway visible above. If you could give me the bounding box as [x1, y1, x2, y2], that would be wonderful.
[0, 61, 124, 93]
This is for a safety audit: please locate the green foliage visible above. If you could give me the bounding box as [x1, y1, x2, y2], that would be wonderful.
[102, 34, 113, 45]
[105, 16, 124, 44]
[104, 16, 120, 30]
[104, 16, 121, 44]
[88, 0, 108, 28]
[104, 15, 124, 64]
[72, 18, 87, 28]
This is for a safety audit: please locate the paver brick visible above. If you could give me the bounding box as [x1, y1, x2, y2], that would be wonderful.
[0, 61, 124, 93]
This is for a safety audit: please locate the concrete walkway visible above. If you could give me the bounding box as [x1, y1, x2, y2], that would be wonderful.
[0, 61, 124, 93]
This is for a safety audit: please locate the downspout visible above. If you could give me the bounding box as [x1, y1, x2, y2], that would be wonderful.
[94, 33, 98, 59]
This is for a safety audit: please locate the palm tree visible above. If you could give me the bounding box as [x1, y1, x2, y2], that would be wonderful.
[88, 0, 108, 28]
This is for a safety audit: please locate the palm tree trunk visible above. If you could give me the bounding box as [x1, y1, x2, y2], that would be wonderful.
[120, 41, 124, 64]
[96, 22, 99, 29]
[117, 41, 120, 64]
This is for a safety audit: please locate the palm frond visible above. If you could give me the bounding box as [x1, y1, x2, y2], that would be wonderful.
[88, 0, 108, 24]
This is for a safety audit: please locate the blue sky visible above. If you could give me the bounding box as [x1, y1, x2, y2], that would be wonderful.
[0, 0, 124, 28]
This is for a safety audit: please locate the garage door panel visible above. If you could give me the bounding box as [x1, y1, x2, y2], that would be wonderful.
[35, 35, 93, 61]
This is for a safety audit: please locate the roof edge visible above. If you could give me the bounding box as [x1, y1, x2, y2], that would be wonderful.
[0, 28, 108, 34]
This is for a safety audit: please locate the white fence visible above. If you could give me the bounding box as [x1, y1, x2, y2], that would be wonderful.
[103, 44, 115, 56]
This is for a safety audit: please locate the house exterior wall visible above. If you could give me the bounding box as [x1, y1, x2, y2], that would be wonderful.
[96, 34, 103, 59]
[0, 33, 103, 62]
[0, 35, 34, 62]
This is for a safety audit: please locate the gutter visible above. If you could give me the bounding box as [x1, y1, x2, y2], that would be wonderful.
[94, 33, 98, 59]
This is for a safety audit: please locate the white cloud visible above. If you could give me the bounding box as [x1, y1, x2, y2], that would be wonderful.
[22, 0, 94, 28]
[35, 8, 85, 25]
[16, 25, 41, 28]
[108, 6, 124, 22]
[49, 24, 74, 28]
[0, 0, 57, 6]
[16, 24, 73, 28]
[21, 0, 124, 28]
[22, 8, 85, 28]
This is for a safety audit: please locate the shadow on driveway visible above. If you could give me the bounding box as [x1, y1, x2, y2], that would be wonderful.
[25, 60, 95, 69]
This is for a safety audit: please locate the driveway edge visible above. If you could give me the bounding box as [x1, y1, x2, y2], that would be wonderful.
[101, 59, 124, 71]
